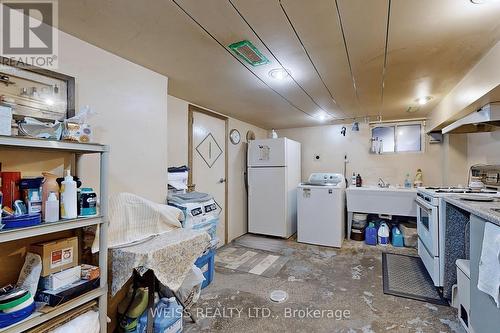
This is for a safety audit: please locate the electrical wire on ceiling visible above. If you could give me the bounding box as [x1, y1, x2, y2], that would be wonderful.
[277, 0, 348, 119]
[379, 0, 392, 121]
[333, 0, 362, 119]
[171, 0, 318, 120]
[229, 0, 342, 120]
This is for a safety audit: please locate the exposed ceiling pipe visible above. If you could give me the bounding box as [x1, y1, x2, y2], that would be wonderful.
[171, 0, 318, 120]
[229, 0, 341, 120]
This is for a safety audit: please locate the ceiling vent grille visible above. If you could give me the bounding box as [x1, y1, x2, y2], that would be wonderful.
[229, 40, 269, 66]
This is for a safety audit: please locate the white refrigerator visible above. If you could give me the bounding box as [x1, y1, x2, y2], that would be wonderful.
[247, 138, 301, 238]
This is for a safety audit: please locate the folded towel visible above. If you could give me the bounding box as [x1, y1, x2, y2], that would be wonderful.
[168, 180, 187, 190]
[478, 222, 500, 308]
[168, 171, 188, 182]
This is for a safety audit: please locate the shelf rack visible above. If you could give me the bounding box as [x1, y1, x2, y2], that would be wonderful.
[0, 136, 109, 333]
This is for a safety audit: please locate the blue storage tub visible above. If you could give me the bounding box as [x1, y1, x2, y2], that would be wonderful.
[195, 249, 215, 289]
[1, 214, 41, 229]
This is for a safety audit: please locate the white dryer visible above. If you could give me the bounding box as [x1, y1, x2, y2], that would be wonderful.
[297, 173, 346, 248]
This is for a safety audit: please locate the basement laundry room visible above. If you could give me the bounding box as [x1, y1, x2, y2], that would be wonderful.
[0, 1, 499, 332]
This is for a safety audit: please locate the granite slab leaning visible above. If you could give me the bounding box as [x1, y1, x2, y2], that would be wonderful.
[109, 228, 211, 296]
[444, 196, 500, 227]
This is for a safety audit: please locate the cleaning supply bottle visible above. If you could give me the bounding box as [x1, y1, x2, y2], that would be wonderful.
[351, 172, 356, 186]
[356, 174, 362, 187]
[378, 222, 390, 246]
[60, 170, 77, 219]
[28, 191, 42, 214]
[45, 192, 59, 222]
[391, 226, 404, 247]
[404, 173, 412, 188]
[365, 222, 377, 246]
[414, 168, 423, 188]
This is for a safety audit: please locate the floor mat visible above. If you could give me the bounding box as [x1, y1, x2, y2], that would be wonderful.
[216, 246, 289, 277]
[233, 234, 292, 254]
[382, 252, 449, 306]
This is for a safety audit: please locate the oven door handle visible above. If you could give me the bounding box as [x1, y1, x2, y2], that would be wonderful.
[416, 197, 435, 211]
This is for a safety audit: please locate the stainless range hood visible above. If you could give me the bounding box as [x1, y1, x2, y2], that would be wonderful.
[442, 103, 500, 134]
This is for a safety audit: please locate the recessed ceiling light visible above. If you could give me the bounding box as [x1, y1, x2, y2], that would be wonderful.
[269, 68, 290, 80]
[314, 111, 332, 122]
[416, 96, 432, 106]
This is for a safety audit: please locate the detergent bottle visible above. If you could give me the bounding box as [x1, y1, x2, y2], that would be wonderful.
[365, 222, 377, 246]
[391, 226, 404, 247]
[378, 222, 390, 246]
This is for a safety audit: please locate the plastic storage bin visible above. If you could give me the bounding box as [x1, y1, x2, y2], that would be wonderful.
[1, 214, 41, 229]
[135, 297, 183, 333]
[400, 223, 417, 248]
[195, 249, 215, 289]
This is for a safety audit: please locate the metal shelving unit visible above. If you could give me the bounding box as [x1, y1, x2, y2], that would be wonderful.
[0, 136, 109, 333]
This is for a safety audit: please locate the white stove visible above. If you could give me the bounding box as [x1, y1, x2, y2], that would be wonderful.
[416, 166, 500, 287]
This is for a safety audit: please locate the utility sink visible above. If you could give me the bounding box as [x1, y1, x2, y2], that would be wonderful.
[346, 186, 418, 217]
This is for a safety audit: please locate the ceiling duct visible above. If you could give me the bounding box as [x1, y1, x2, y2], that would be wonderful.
[442, 103, 500, 134]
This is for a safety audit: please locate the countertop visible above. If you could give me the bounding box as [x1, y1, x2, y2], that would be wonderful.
[444, 195, 500, 227]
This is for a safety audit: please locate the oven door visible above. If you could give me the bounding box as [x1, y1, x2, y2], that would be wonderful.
[416, 197, 439, 256]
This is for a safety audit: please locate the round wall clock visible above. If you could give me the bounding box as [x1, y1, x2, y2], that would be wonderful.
[229, 129, 241, 145]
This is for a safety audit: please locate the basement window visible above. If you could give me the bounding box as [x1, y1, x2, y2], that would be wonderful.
[371, 121, 423, 154]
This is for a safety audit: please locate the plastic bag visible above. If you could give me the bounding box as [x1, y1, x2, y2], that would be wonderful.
[62, 105, 96, 142]
[17, 252, 42, 296]
[66, 105, 96, 124]
[178, 265, 205, 307]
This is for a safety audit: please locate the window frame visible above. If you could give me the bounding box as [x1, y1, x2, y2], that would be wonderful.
[370, 120, 425, 154]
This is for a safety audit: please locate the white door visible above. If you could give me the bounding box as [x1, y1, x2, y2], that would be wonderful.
[248, 138, 287, 167]
[190, 109, 226, 244]
[248, 167, 286, 237]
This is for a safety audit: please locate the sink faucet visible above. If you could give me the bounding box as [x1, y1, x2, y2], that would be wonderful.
[378, 178, 390, 188]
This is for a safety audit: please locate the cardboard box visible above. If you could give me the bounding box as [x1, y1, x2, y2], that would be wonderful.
[31, 237, 79, 277]
[40, 266, 82, 291]
[35, 278, 100, 307]
[80, 264, 100, 281]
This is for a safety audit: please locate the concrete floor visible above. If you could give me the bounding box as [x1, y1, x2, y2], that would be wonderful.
[184, 235, 465, 333]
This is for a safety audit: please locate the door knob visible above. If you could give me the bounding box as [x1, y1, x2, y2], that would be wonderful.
[218, 178, 226, 183]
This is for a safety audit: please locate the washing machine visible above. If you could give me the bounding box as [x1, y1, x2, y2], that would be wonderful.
[297, 173, 346, 248]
